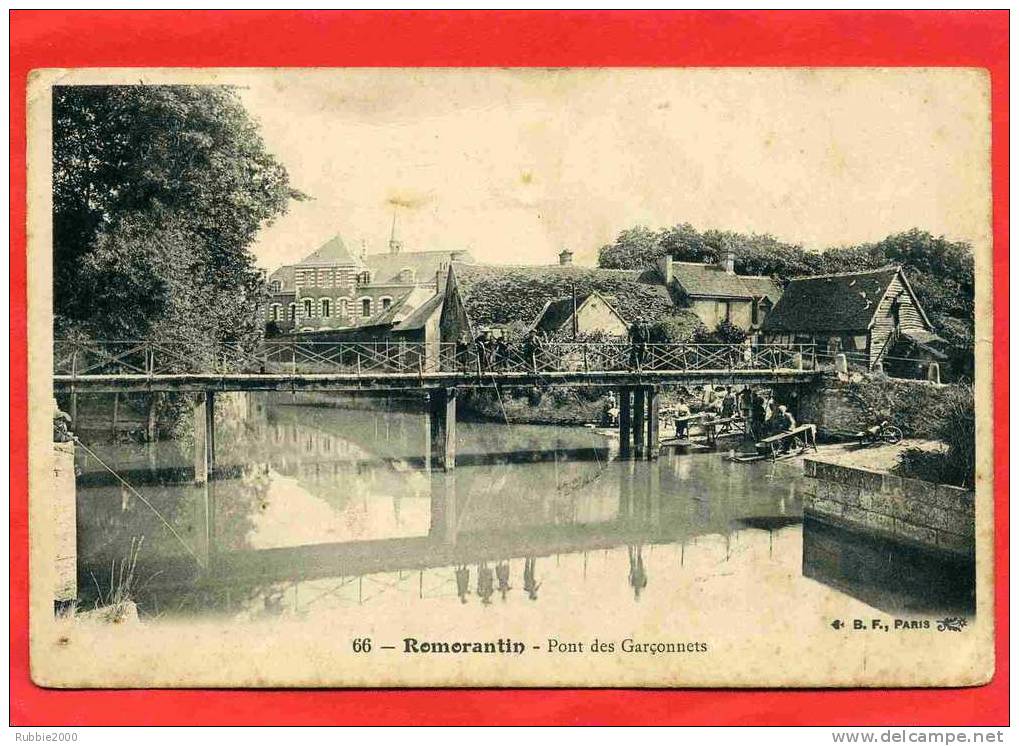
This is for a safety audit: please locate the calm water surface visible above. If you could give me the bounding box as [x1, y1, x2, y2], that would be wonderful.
[73, 392, 974, 621]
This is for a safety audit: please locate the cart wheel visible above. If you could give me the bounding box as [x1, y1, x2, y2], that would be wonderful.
[882, 426, 903, 444]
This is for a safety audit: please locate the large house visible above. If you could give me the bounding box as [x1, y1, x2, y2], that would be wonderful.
[655, 251, 783, 332]
[760, 265, 947, 374]
[265, 232, 474, 334]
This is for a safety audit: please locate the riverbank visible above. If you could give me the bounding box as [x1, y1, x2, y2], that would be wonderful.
[801, 441, 975, 562]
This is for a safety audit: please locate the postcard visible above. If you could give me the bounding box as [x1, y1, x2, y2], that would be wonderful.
[27, 67, 992, 688]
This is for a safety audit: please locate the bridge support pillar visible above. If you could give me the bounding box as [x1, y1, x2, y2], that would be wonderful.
[645, 386, 661, 460]
[618, 387, 632, 457]
[429, 388, 457, 471]
[632, 387, 646, 458]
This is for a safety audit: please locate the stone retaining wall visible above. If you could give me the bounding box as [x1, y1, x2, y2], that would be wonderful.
[802, 458, 974, 559]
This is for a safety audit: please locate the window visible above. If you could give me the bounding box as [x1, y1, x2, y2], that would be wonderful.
[357, 271, 371, 285]
[269, 304, 280, 321]
[752, 297, 771, 327]
[303, 299, 313, 318]
[381, 296, 392, 311]
[287, 303, 296, 321]
[337, 298, 348, 318]
[361, 298, 372, 317]
[269, 280, 282, 293]
[321, 298, 331, 318]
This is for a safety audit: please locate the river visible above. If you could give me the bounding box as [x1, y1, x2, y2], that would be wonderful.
[72, 392, 974, 622]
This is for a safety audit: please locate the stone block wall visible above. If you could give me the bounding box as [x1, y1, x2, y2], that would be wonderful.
[802, 458, 974, 559]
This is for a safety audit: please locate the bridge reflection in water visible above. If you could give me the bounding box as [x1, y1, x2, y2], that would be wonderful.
[73, 393, 969, 621]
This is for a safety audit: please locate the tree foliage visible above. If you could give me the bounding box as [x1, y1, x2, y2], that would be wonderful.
[694, 319, 748, 345]
[598, 223, 975, 350]
[647, 313, 706, 343]
[53, 85, 300, 345]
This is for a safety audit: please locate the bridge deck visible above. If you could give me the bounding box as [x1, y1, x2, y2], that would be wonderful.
[54, 368, 819, 393]
[53, 339, 822, 392]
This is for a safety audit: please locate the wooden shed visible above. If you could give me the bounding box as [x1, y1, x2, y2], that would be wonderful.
[760, 266, 945, 372]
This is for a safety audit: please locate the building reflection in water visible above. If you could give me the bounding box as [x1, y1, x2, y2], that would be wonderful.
[71, 392, 972, 620]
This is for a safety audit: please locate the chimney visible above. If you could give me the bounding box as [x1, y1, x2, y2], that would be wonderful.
[559, 249, 574, 266]
[722, 249, 735, 274]
[657, 254, 674, 285]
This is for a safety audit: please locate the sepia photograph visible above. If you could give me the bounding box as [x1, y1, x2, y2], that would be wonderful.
[27, 66, 992, 689]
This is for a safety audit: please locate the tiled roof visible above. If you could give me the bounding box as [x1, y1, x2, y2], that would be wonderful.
[297, 235, 360, 267]
[268, 265, 296, 293]
[392, 291, 444, 332]
[450, 262, 676, 329]
[365, 250, 474, 285]
[761, 266, 901, 333]
[672, 262, 783, 303]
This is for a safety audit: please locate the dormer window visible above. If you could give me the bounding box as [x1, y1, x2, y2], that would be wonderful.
[269, 280, 282, 293]
[356, 271, 371, 285]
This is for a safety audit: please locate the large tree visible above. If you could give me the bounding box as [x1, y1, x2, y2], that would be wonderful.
[53, 85, 300, 346]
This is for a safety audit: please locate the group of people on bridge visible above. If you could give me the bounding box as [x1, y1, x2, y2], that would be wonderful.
[454, 320, 662, 375]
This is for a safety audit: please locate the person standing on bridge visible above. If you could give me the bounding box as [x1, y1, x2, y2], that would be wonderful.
[628, 322, 647, 371]
[475, 331, 492, 373]
[456, 332, 471, 373]
[493, 334, 509, 371]
[522, 329, 540, 373]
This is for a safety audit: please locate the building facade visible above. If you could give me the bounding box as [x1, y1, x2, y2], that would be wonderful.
[656, 251, 783, 333]
[265, 233, 473, 334]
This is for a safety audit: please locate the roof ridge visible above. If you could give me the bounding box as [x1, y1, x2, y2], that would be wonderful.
[787, 264, 901, 281]
[672, 262, 778, 282]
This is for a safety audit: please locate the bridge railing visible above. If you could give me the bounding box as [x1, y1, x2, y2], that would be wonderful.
[54, 339, 818, 378]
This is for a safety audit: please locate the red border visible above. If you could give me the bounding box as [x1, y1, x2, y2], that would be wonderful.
[10, 10, 1008, 726]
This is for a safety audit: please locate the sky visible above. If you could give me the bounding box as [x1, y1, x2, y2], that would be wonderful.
[232, 68, 990, 272]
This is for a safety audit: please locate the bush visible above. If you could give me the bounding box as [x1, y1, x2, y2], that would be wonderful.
[694, 319, 748, 345]
[648, 313, 705, 343]
[895, 384, 974, 488]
